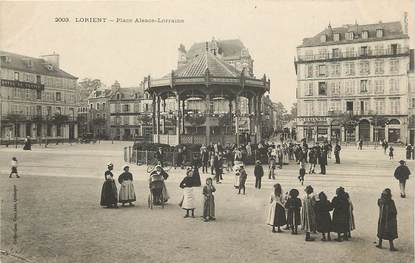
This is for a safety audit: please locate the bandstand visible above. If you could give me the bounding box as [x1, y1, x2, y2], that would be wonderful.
[144, 49, 270, 146]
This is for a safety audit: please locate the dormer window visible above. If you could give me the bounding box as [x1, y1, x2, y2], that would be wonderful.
[116, 93, 121, 100]
[333, 33, 340, 41]
[376, 29, 384, 38]
[361, 31, 369, 39]
[346, 32, 354, 40]
[320, 34, 327, 43]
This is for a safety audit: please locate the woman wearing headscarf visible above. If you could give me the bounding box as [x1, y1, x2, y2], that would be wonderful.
[376, 188, 398, 251]
[118, 165, 136, 207]
[314, 191, 333, 241]
[149, 165, 169, 204]
[301, 185, 316, 241]
[100, 162, 118, 208]
[331, 187, 350, 241]
[179, 167, 196, 218]
[266, 183, 287, 233]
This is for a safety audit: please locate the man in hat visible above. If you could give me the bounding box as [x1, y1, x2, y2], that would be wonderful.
[254, 160, 264, 189]
[394, 160, 411, 198]
[334, 142, 341, 164]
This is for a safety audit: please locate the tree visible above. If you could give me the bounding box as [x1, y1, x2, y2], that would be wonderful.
[289, 103, 297, 120]
[78, 78, 105, 101]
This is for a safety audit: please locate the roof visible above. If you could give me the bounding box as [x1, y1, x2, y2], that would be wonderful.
[109, 87, 141, 100]
[171, 51, 244, 78]
[299, 21, 408, 48]
[187, 39, 249, 60]
[0, 50, 77, 79]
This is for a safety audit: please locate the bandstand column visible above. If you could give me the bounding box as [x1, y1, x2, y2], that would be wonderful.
[369, 123, 374, 142]
[162, 98, 166, 135]
[228, 99, 233, 135]
[175, 92, 180, 144]
[355, 125, 359, 142]
[256, 95, 262, 143]
[235, 96, 240, 146]
[156, 95, 161, 141]
[248, 97, 252, 135]
[182, 99, 185, 135]
[152, 94, 157, 142]
[205, 94, 211, 145]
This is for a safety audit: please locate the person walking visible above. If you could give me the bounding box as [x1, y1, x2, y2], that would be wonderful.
[394, 160, 411, 198]
[118, 165, 136, 207]
[254, 160, 264, 189]
[383, 141, 389, 155]
[308, 147, 317, 174]
[314, 192, 333, 241]
[331, 187, 350, 241]
[202, 177, 216, 222]
[358, 139, 363, 150]
[334, 143, 341, 164]
[268, 155, 276, 180]
[100, 162, 118, 208]
[266, 183, 287, 233]
[345, 192, 355, 238]
[277, 145, 283, 169]
[9, 157, 20, 178]
[201, 148, 209, 173]
[285, 188, 301, 234]
[298, 162, 306, 186]
[405, 144, 413, 160]
[389, 146, 394, 160]
[376, 188, 398, 251]
[179, 168, 196, 218]
[319, 146, 327, 175]
[238, 165, 247, 195]
[213, 153, 222, 184]
[301, 185, 317, 241]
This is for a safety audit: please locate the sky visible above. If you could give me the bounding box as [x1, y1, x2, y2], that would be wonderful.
[0, 0, 414, 109]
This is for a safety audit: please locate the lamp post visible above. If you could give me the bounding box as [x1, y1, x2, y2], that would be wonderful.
[0, 93, 2, 146]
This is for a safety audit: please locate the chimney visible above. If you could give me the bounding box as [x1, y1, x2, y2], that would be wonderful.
[41, 52, 59, 68]
[403, 12, 408, 34]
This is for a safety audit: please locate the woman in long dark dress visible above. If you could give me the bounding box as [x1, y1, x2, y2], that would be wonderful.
[331, 187, 350, 241]
[376, 188, 398, 251]
[202, 177, 216, 222]
[314, 192, 333, 241]
[285, 188, 301, 234]
[180, 168, 196, 218]
[118, 165, 136, 207]
[100, 162, 118, 208]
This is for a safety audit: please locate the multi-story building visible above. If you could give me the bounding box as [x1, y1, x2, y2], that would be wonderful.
[408, 49, 415, 145]
[0, 51, 78, 143]
[87, 86, 114, 139]
[295, 20, 411, 143]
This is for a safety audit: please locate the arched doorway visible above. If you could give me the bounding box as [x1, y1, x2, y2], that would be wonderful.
[359, 119, 370, 141]
[388, 119, 401, 143]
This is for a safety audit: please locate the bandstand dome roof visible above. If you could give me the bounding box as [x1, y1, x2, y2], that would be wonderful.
[165, 51, 249, 78]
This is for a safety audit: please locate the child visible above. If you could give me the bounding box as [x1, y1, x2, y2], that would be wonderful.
[266, 183, 287, 233]
[298, 162, 306, 185]
[345, 192, 355, 238]
[389, 146, 394, 160]
[376, 188, 398, 251]
[9, 157, 20, 178]
[285, 189, 301, 234]
[301, 185, 316, 241]
[238, 165, 247, 195]
[314, 192, 333, 241]
[202, 178, 216, 222]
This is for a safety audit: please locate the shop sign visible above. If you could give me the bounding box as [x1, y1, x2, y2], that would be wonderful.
[1, 79, 44, 90]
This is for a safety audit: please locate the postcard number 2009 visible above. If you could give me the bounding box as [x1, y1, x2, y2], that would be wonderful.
[55, 17, 70, 22]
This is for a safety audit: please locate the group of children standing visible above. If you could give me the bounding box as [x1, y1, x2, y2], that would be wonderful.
[266, 184, 355, 243]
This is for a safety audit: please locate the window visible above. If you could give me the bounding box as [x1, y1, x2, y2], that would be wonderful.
[390, 60, 399, 73]
[97, 113, 101, 119]
[375, 99, 385, 114]
[306, 65, 313, 78]
[320, 34, 327, 43]
[36, 106, 42, 116]
[376, 29, 384, 38]
[102, 103, 106, 109]
[123, 104, 129, 112]
[390, 44, 398, 55]
[56, 92, 61, 101]
[318, 100, 327, 115]
[346, 32, 354, 40]
[36, 90, 42, 99]
[346, 101, 353, 112]
[360, 80, 368, 93]
[145, 104, 149, 112]
[360, 46, 368, 56]
[305, 82, 313, 96]
[305, 50, 313, 60]
[56, 107, 61, 114]
[331, 63, 341, 76]
[359, 61, 370, 75]
[47, 106, 52, 116]
[90, 104, 93, 110]
[375, 60, 384, 74]
[116, 93, 121, 100]
[332, 48, 340, 58]
[345, 62, 355, 76]
[14, 72, 19, 81]
[115, 104, 121, 113]
[344, 80, 354, 95]
[375, 44, 384, 55]
[318, 49, 328, 59]
[345, 47, 355, 57]
[389, 79, 399, 93]
[318, 65, 327, 76]
[333, 33, 340, 41]
[360, 100, 370, 114]
[318, 82, 327, 95]
[375, 79, 385, 94]
[331, 81, 341, 95]
[123, 116, 129, 125]
[390, 98, 400, 114]
[361, 31, 369, 39]
[304, 101, 314, 116]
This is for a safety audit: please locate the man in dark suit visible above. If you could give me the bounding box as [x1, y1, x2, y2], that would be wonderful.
[334, 143, 341, 164]
[155, 147, 164, 167]
[319, 146, 327, 174]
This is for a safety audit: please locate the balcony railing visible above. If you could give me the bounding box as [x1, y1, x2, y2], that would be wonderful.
[297, 47, 410, 62]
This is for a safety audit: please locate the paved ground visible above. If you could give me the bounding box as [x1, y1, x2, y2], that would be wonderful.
[0, 142, 413, 263]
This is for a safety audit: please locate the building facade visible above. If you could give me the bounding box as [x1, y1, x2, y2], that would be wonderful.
[408, 50, 415, 145]
[0, 51, 78, 143]
[295, 20, 411, 143]
[87, 87, 113, 139]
